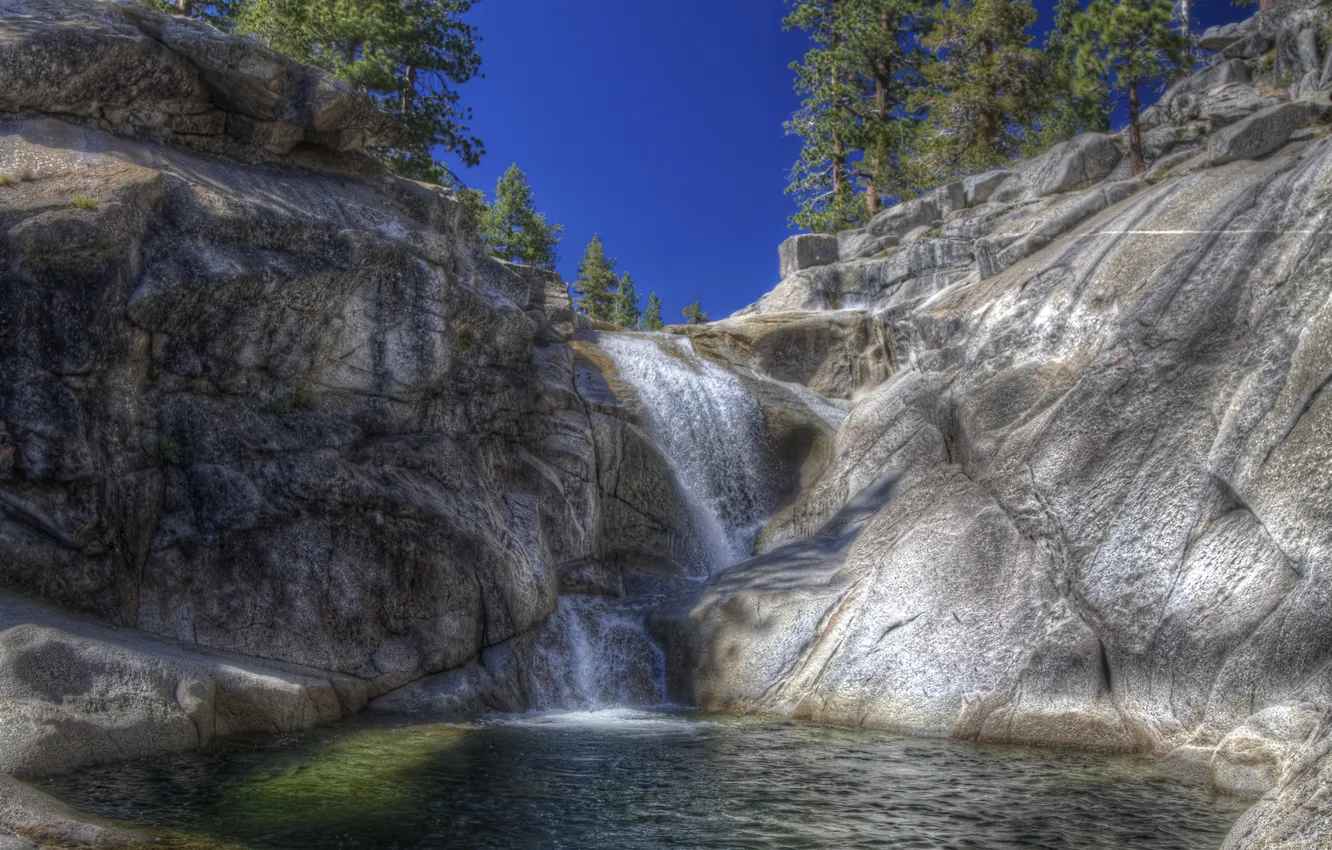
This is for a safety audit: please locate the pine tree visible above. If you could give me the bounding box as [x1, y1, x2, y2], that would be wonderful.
[784, 1, 867, 233]
[1028, 0, 1110, 152]
[208, 0, 483, 183]
[842, 0, 934, 213]
[681, 302, 709, 325]
[783, 0, 933, 227]
[614, 273, 641, 329]
[643, 293, 665, 331]
[1074, 0, 1187, 175]
[476, 164, 563, 270]
[573, 235, 619, 322]
[919, 0, 1047, 174]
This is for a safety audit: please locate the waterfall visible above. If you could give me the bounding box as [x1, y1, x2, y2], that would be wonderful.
[522, 333, 781, 714]
[598, 333, 777, 575]
[526, 595, 666, 709]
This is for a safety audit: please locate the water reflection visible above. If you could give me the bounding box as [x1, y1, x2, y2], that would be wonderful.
[40, 711, 1247, 850]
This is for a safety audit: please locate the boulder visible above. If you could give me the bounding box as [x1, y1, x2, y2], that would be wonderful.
[673, 310, 893, 400]
[0, 590, 372, 779]
[0, 775, 148, 848]
[1207, 99, 1327, 164]
[836, 227, 890, 262]
[1140, 59, 1253, 127]
[779, 233, 839, 279]
[991, 133, 1122, 202]
[866, 195, 939, 239]
[962, 169, 1011, 206]
[0, 0, 401, 153]
[1199, 20, 1251, 51]
[1223, 716, 1332, 849]
[1275, 24, 1320, 82]
[1210, 703, 1325, 797]
[1222, 32, 1274, 60]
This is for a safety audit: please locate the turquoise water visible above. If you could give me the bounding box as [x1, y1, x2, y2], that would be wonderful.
[39, 709, 1248, 850]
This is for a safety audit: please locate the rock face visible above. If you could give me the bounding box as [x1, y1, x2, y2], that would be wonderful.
[658, 7, 1332, 839]
[0, 0, 402, 154]
[0, 589, 371, 780]
[0, 4, 844, 824]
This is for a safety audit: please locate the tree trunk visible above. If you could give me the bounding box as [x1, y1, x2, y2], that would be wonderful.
[978, 40, 998, 146]
[867, 9, 893, 215]
[1128, 76, 1145, 176]
[833, 132, 847, 197]
[401, 66, 417, 115]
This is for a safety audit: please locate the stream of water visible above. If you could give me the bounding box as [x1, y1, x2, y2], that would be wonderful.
[39, 711, 1248, 850]
[598, 333, 778, 574]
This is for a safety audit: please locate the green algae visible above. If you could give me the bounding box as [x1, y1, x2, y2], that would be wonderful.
[209, 725, 470, 835]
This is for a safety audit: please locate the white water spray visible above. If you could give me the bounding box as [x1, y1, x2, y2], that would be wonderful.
[526, 595, 666, 709]
[599, 333, 777, 575]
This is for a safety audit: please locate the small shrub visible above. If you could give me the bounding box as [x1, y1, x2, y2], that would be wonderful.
[0, 175, 14, 187]
[19, 168, 32, 182]
[270, 396, 294, 415]
[153, 438, 182, 467]
[1258, 48, 1276, 75]
[827, 291, 842, 310]
[71, 195, 98, 211]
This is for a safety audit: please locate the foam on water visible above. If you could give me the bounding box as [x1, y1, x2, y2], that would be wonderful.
[525, 595, 666, 709]
[497, 708, 704, 731]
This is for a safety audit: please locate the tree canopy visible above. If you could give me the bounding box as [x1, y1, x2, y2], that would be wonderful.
[614, 273, 642, 329]
[643, 293, 665, 331]
[574, 235, 620, 323]
[919, 0, 1047, 173]
[466, 164, 563, 269]
[781, 0, 1174, 231]
[1074, 0, 1187, 174]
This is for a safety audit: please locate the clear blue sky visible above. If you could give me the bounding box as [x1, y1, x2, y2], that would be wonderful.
[443, 0, 1253, 322]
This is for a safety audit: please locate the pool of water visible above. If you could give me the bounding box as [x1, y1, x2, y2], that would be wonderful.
[38, 709, 1248, 850]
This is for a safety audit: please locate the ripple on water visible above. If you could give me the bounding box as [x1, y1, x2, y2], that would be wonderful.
[38, 712, 1249, 850]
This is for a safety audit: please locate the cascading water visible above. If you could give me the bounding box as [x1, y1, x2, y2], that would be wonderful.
[525, 595, 666, 708]
[598, 332, 777, 575]
[524, 332, 782, 712]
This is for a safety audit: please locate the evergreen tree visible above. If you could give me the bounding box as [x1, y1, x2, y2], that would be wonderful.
[1074, 0, 1187, 175]
[784, 0, 867, 233]
[842, 0, 934, 213]
[573, 235, 619, 322]
[783, 0, 933, 227]
[919, 0, 1047, 174]
[681, 302, 709, 325]
[614, 273, 641, 329]
[201, 0, 483, 183]
[476, 164, 563, 270]
[643, 292, 665, 331]
[1028, 0, 1110, 152]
